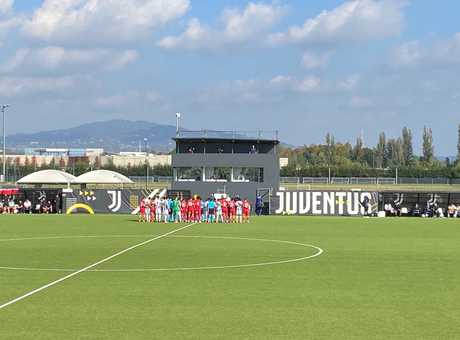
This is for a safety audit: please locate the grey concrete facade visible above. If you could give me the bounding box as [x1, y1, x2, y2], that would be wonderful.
[171, 140, 280, 205]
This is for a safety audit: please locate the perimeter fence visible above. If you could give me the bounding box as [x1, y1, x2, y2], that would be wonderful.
[280, 177, 460, 185]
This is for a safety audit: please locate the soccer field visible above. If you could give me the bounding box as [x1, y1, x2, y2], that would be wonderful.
[0, 215, 459, 339]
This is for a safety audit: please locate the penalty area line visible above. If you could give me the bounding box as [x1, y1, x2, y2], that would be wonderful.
[0, 222, 197, 311]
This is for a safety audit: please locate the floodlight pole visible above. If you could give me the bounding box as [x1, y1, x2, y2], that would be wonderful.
[176, 112, 181, 137]
[144, 138, 149, 189]
[1, 104, 9, 183]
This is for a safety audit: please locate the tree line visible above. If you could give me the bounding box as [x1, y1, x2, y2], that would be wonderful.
[280, 125, 460, 178]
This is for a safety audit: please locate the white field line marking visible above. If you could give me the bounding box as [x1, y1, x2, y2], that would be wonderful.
[0, 235, 156, 242]
[0, 223, 196, 311]
[0, 235, 324, 273]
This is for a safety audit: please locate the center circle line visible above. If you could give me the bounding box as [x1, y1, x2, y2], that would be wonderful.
[0, 234, 324, 272]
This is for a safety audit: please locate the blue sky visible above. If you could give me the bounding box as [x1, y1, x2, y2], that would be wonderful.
[1, 0, 460, 155]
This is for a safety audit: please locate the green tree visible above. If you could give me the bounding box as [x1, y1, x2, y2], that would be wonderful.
[353, 136, 364, 163]
[422, 126, 434, 164]
[376, 132, 386, 168]
[457, 124, 460, 166]
[402, 127, 414, 166]
[386, 138, 404, 167]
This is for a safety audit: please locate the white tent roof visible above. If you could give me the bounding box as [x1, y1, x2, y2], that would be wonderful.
[74, 170, 134, 184]
[17, 170, 76, 184]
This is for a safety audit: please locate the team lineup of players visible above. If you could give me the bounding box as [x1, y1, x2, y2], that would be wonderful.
[139, 195, 252, 224]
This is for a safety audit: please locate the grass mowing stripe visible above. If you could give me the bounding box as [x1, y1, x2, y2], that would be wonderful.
[0, 222, 197, 311]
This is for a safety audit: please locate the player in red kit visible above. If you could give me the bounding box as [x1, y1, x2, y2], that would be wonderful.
[194, 197, 202, 223]
[180, 198, 187, 222]
[150, 200, 156, 223]
[228, 199, 236, 223]
[187, 198, 194, 222]
[221, 198, 229, 223]
[139, 198, 146, 223]
[243, 198, 251, 223]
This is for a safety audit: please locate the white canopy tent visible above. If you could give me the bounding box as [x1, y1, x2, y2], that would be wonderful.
[73, 170, 134, 184]
[17, 170, 76, 186]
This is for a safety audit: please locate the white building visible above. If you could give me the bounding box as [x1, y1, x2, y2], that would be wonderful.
[4, 152, 171, 168]
[279, 157, 289, 168]
[104, 154, 171, 167]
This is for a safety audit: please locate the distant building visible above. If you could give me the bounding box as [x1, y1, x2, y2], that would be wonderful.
[104, 154, 171, 167]
[25, 148, 104, 157]
[5, 148, 171, 168]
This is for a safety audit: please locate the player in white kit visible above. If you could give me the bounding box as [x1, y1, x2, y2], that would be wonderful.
[235, 198, 243, 224]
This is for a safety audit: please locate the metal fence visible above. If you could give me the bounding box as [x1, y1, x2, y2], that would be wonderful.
[280, 177, 300, 184]
[397, 177, 451, 185]
[4, 174, 460, 186]
[129, 176, 173, 183]
[280, 177, 460, 185]
[302, 177, 329, 184]
[331, 177, 350, 184]
[350, 177, 377, 185]
[377, 178, 397, 185]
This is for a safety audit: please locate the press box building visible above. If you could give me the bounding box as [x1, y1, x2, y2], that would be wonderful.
[171, 131, 280, 205]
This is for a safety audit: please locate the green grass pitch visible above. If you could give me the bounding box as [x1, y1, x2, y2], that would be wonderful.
[0, 215, 459, 339]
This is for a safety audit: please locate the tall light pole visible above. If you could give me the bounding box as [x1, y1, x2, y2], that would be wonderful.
[1, 104, 9, 183]
[176, 112, 181, 137]
[144, 138, 149, 189]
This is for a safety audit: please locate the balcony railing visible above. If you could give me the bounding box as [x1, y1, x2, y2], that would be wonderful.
[176, 130, 279, 141]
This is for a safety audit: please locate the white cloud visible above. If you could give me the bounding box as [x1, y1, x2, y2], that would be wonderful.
[95, 90, 162, 109]
[349, 95, 374, 108]
[197, 72, 370, 107]
[270, 75, 321, 93]
[0, 47, 138, 73]
[301, 51, 333, 69]
[0, 14, 23, 42]
[0, 0, 13, 14]
[390, 40, 421, 67]
[0, 76, 76, 97]
[158, 2, 285, 50]
[23, 0, 190, 45]
[391, 33, 460, 68]
[269, 0, 406, 45]
[95, 93, 134, 108]
[338, 74, 361, 91]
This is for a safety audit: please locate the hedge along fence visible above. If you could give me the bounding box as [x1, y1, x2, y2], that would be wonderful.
[280, 177, 459, 185]
[281, 165, 460, 178]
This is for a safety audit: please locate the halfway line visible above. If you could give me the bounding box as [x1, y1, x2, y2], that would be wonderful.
[0, 222, 197, 311]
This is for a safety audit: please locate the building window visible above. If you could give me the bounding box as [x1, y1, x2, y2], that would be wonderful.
[205, 168, 231, 182]
[232, 168, 264, 183]
[175, 168, 202, 182]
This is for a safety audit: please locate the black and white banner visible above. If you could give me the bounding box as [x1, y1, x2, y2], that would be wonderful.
[271, 191, 378, 216]
[62, 189, 146, 214]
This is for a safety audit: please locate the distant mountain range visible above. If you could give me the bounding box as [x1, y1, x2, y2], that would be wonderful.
[7, 120, 288, 153]
[7, 120, 180, 153]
